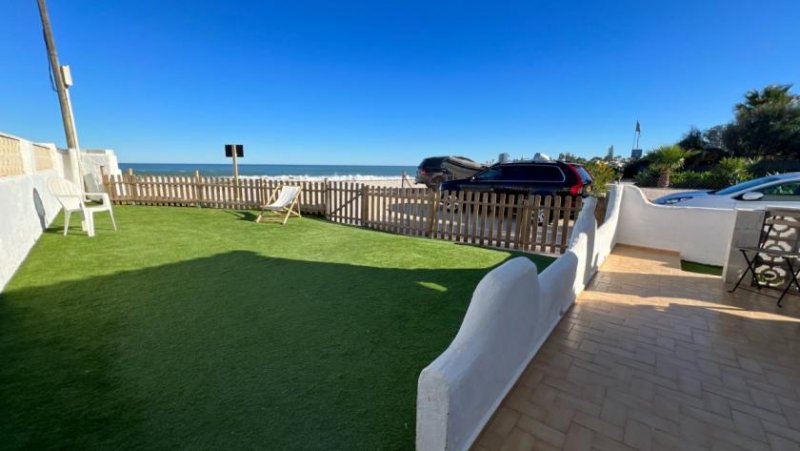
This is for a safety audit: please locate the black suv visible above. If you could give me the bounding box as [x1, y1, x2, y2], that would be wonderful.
[415, 156, 486, 189]
[440, 161, 593, 196]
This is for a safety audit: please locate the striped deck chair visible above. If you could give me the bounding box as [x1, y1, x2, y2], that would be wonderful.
[256, 186, 302, 224]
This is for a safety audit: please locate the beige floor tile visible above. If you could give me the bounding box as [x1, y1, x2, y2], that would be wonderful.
[471, 245, 800, 451]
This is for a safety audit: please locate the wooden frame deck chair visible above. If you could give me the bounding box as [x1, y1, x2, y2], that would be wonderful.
[48, 176, 117, 237]
[256, 186, 302, 224]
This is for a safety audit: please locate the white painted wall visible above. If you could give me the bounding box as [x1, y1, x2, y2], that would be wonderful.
[616, 185, 736, 266]
[416, 186, 623, 451]
[1, 132, 122, 292]
[0, 134, 63, 291]
[80, 149, 121, 177]
[417, 258, 542, 451]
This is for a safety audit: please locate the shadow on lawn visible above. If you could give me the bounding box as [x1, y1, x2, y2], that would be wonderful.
[225, 210, 261, 222]
[0, 250, 507, 450]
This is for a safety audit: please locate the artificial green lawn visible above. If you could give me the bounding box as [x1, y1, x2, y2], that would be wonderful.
[0, 206, 553, 450]
[680, 260, 723, 276]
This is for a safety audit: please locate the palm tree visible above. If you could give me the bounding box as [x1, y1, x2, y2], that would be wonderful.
[735, 84, 797, 115]
[648, 145, 694, 188]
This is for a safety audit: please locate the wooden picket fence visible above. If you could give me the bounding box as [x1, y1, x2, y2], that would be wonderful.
[103, 173, 585, 254]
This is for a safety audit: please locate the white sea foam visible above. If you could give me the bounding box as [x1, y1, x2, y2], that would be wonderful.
[238, 174, 407, 182]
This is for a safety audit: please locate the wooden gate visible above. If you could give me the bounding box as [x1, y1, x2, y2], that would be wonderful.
[326, 181, 364, 225]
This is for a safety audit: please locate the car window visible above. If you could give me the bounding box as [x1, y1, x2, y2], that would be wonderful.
[715, 176, 781, 195]
[420, 157, 447, 169]
[573, 166, 593, 183]
[475, 165, 566, 182]
[474, 167, 503, 181]
[757, 182, 800, 200]
[502, 166, 532, 179]
[525, 166, 565, 182]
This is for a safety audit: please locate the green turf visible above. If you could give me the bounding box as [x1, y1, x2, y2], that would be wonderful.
[680, 260, 723, 276]
[0, 206, 554, 450]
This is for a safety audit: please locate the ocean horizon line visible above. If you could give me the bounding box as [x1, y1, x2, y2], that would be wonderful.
[118, 162, 419, 181]
[120, 162, 416, 167]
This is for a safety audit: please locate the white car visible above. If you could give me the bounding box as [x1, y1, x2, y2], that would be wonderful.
[653, 172, 800, 209]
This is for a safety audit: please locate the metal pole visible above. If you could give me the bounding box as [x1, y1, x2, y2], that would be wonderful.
[232, 145, 239, 201]
[232, 145, 239, 183]
[36, 0, 83, 187]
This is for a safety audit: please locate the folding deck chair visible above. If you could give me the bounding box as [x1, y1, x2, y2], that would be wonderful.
[729, 208, 800, 307]
[255, 186, 302, 225]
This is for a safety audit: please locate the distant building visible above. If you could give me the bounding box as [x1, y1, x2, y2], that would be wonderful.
[498, 152, 510, 163]
[533, 152, 551, 161]
[631, 148, 643, 160]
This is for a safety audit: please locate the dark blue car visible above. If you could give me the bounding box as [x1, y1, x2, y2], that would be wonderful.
[440, 161, 593, 197]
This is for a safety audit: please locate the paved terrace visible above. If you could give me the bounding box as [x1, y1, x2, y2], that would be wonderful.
[474, 245, 800, 451]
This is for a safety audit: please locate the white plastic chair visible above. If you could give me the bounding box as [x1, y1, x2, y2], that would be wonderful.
[256, 186, 302, 224]
[83, 173, 105, 202]
[48, 177, 117, 237]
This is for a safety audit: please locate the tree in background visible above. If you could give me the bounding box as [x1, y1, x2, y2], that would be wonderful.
[723, 84, 800, 158]
[557, 152, 587, 164]
[605, 145, 615, 161]
[715, 157, 752, 186]
[678, 127, 706, 151]
[647, 145, 694, 187]
[704, 125, 728, 150]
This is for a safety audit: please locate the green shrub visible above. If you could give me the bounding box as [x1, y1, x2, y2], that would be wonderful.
[584, 161, 618, 194]
[670, 171, 728, 189]
[634, 167, 659, 187]
[715, 157, 752, 185]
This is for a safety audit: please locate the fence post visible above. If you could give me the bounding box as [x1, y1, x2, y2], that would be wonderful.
[126, 168, 139, 205]
[100, 166, 113, 201]
[360, 184, 369, 227]
[426, 189, 438, 237]
[324, 178, 330, 219]
[194, 170, 203, 207]
[520, 197, 531, 251]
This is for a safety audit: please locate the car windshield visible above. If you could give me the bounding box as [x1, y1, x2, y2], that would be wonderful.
[713, 176, 781, 195]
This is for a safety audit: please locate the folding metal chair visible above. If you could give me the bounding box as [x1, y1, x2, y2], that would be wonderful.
[729, 208, 800, 307]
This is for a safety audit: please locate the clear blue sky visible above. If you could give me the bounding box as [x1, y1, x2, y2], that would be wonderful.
[2, 0, 799, 165]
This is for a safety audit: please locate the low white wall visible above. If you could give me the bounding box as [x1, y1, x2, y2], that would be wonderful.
[417, 258, 543, 451]
[58, 148, 120, 189]
[616, 185, 736, 266]
[81, 149, 121, 177]
[416, 186, 623, 451]
[0, 133, 64, 291]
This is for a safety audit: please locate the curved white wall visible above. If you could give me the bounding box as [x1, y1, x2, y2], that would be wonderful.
[616, 185, 736, 265]
[417, 186, 623, 451]
[417, 258, 542, 451]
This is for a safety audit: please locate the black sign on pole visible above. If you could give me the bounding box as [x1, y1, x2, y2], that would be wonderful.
[224, 144, 244, 158]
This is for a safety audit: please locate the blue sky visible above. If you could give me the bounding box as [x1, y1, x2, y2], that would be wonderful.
[2, 0, 799, 165]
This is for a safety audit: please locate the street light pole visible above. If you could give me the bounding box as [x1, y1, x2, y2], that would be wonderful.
[36, 0, 83, 187]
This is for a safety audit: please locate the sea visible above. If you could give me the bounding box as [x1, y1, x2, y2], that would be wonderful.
[119, 163, 417, 181]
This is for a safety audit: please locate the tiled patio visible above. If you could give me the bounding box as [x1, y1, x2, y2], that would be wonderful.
[474, 245, 800, 451]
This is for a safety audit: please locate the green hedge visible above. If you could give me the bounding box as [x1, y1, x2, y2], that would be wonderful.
[634, 169, 729, 189]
